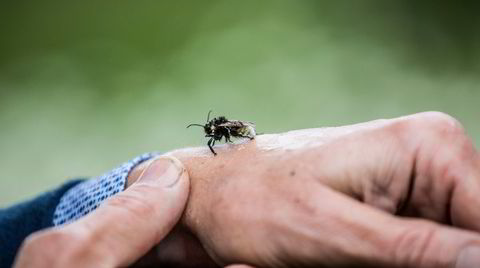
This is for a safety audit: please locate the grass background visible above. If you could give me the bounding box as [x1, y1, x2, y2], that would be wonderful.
[1, 0, 479, 205]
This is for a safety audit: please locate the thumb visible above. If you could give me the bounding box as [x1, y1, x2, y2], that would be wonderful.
[64, 156, 190, 267]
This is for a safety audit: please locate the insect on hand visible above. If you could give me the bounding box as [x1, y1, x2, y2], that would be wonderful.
[187, 110, 256, 156]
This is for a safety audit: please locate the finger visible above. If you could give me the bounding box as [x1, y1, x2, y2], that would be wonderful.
[449, 153, 480, 230]
[275, 180, 480, 268]
[63, 156, 190, 267]
[297, 113, 480, 233]
[394, 114, 480, 233]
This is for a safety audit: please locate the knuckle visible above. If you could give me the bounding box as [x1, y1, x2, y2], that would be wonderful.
[412, 111, 465, 136]
[21, 229, 86, 263]
[393, 111, 472, 161]
[407, 112, 475, 178]
[23, 229, 66, 250]
[391, 221, 450, 267]
[392, 222, 434, 266]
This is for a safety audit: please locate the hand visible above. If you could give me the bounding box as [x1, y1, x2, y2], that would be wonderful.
[168, 112, 480, 267]
[13, 156, 190, 268]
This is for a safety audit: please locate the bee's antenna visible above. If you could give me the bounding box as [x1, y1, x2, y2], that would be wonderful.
[207, 110, 212, 122]
[186, 124, 205, 128]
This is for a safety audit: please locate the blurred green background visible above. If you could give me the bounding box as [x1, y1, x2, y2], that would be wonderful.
[1, 0, 479, 206]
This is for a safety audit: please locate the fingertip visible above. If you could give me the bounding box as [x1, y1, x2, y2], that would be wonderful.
[133, 155, 190, 210]
[160, 157, 190, 220]
[130, 155, 191, 235]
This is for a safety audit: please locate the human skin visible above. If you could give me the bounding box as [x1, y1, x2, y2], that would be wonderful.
[14, 112, 480, 267]
[129, 111, 480, 267]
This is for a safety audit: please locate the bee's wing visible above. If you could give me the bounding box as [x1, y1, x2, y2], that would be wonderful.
[218, 120, 243, 128]
[219, 120, 255, 127]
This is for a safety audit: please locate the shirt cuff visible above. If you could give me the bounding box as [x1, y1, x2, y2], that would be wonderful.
[52, 152, 158, 226]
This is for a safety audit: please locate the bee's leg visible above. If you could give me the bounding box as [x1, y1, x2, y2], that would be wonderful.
[225, 129, 232, 143]
[207, 138, 217, 155]
[211, 139, 218, 155]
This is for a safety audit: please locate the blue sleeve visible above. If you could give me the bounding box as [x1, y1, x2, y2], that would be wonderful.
[0, 152, 156, 268]
[0, 179, 84, 268]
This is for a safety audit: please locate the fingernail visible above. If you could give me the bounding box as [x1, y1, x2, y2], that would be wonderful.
[456, 246, 480, 268]
[137, 156, 184, 187]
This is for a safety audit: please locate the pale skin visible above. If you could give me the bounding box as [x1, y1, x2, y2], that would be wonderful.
[14, 112, 480, 267]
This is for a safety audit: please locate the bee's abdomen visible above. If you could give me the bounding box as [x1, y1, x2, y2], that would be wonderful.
[238, 126, 256, 138]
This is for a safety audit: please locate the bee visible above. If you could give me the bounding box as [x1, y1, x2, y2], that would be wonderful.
[187, 110, 256, 155]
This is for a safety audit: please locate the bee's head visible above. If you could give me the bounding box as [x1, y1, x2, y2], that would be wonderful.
[204, 125, 211, 134]
[204, 123, 215, 135]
